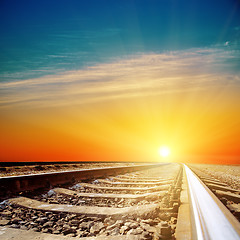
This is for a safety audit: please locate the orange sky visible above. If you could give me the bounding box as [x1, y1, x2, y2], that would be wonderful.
[1, 51, 240, 164]
[1, 86, 240, 164]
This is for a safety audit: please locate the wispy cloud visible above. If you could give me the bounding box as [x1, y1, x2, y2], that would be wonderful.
[0, 47, 239, 108]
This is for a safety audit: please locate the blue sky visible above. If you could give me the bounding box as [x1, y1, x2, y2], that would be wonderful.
[0, 0, 240, 81]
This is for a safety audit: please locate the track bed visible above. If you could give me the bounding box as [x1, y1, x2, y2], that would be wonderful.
[0, 163, 240, 239]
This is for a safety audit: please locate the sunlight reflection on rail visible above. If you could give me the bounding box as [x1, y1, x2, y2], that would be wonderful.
[184, 165, 240, 240]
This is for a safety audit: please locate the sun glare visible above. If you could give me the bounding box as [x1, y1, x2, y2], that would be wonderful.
[159, 146, 170, 158]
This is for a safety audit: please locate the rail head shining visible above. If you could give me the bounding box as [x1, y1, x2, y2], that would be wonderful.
[184, 164, 240, 240]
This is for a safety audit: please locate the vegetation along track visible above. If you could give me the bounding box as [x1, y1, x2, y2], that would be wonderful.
[0, 163, 240, 240]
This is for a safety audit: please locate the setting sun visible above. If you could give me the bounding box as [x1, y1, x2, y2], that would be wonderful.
[159, 146, 171, 158]
[0, 1, 240, 165]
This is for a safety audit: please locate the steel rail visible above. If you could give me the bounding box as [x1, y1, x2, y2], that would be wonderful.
[0, 163, 168, 196]
[184, 164, 240, 240]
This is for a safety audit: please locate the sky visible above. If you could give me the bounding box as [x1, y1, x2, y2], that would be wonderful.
[0, 0, 240, 164]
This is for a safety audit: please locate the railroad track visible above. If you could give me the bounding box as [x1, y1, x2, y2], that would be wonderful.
[0, 163, 239, 240]
[187, 165, 240, 220]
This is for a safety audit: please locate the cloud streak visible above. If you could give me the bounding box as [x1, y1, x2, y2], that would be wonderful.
[0, 47, 239, 108]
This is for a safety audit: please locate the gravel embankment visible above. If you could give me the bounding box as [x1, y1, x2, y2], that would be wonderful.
[0, 163, 144, 177]
[189, 164, 240, 190]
